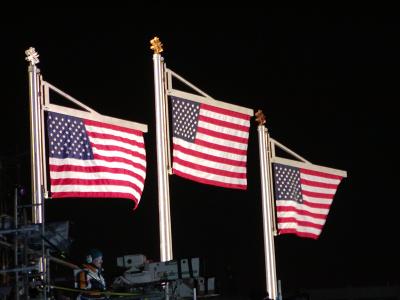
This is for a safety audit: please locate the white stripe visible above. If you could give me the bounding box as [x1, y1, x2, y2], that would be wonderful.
[276, 201, 330, 215]
[90, 137, 146, 156]
[173, 150, 246, 173]
[50, 170, 144, 190]
[301, 184, 337, 195]
[276, 210, 326, 226]
[51, 184, 141, 200]
[50, 157, 146, 179]
[173, 162, 247, 186]
[302, 194, 333, 205]
[92, 148, 147, 168]
[277, 222, 322, 236]
[173, 137, 247, 162]
[300, 173, 341, 185]
[196, 132, 248, 151]
[85, 124, 144, 142]
[200, 107, 250, 127]
[198, 120, 249, 139]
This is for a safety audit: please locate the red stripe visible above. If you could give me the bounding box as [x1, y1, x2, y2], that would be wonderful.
[197, 127, 248, 144]
[51, 191, 139, 209]
[92, 145, 146, 162]
[201, 103, 251, 120]
[49, 164, 145, 182]
[173, 157, 246, 179]
[277, 217, 323, 230]
[300, 178, 338, 189]
[301, 200, 331, 209]
[300, 168, 342, 180]
[93, 154, 146, 172]
[278, 228, 319, 239]
[301, 189, 334, 199]
[195, 138, 247, 156]
[88, 131, 144, 148]
[84, 119, 142, 135]
[51, 178, 143, 195]
[173, 144, 246, 167]
[173, 168, 247, 190]
[276, 205, 327, 220]
[198, 115, 249, 132]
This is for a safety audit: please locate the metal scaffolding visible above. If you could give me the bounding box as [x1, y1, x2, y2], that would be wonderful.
[0, 186, 46, 300]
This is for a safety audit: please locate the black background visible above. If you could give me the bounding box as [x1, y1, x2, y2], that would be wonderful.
[1, 6, 399, 298]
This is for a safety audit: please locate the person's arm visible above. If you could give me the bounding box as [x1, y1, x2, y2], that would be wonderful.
[78, 271, 90, 289]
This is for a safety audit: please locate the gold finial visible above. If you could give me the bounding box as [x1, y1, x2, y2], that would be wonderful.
[25, 47, 39, 65]
[255, 109, 266, 126]
[150, 36, 164, 54]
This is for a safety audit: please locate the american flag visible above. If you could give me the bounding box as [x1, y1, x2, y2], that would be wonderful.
[46, 111, 146, 208]
[273, 162, 344, 239]
[171, 96, 251, 189]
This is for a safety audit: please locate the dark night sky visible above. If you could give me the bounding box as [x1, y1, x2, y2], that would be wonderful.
[1, 6, 399, 297]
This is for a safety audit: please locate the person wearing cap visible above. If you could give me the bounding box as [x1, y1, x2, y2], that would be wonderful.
[75, 249, 107, 300]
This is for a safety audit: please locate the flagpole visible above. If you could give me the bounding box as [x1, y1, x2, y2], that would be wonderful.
[256, 110, 278, 299]
[161, 58, 173, 261]
[26, 47, 47, 299]
[151, 37, 173, 262]
[26, 47, 43, 224]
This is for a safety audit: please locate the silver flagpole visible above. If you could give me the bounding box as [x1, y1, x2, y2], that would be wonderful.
[161, 63, 173, 261]
[26, 47, 47, 299]
[256, 110, 278, 299]
[26, 47, 43, 224]
[151, 37, 173, 262]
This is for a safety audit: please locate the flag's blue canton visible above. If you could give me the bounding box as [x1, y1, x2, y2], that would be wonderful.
[171, 97, 200, 142]
[273, 163, 303, 203]
[47, 112, 93, 160]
